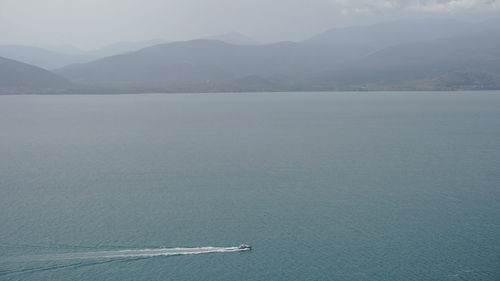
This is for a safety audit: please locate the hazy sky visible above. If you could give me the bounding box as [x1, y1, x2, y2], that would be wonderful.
[0, 0, 499, 49]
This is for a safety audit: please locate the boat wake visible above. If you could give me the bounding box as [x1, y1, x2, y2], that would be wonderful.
[0, 246, 249, 276]
[25, 246, 248, 261]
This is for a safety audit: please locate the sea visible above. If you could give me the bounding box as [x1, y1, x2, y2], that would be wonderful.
[0, 92, 499, 280]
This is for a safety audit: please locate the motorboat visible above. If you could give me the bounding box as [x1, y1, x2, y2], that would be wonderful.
[238, 244, 252, 250]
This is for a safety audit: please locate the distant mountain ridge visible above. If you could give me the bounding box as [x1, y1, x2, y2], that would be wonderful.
[0, 45, 94, 70]
[0, 40, 170, 70]
[0, 33, 257, 70]
[312, 30, 500, 90]
[86, 39, 171, 59]
[301, 18, 500, 64]
[2, 19, 500, 93]
[204, 32, 260, 45]
[54, 20, 500, 92]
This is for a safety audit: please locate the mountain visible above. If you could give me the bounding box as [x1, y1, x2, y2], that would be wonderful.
[304, 19, 477, 46]
[0, 45, 95, 70]
[54, 39, 318, 92]
[205, 32, 260, 45]
[86, 39, 170, 58]
[308, 30, 500, 90]
[53, 19, 500, 92]
[0, 56, 72, 94]
[301, 18, 499, 63]
[44, 44, 85, 55]
[0, 40, 169, 70]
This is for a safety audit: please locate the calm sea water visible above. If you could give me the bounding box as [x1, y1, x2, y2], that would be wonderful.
[0, 92, 499, 280]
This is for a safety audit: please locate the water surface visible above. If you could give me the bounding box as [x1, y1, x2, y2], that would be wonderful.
[0, 92, 499, 280]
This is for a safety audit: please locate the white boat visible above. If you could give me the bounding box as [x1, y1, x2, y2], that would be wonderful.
[238, 244, 252, 250]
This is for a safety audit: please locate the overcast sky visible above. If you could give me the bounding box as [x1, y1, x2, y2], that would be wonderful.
[0, 0, 499, 49]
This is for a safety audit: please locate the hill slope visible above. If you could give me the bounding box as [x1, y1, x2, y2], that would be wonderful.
[309, 30, 500, 90]
[55, 39, 319, 92]
[0, 56, 72, 94]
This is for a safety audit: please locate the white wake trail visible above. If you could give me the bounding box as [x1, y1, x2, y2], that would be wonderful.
[26, 246, 247, 261]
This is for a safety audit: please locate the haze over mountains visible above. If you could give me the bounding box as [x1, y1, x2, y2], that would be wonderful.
[0, 45, 94, 70]
[1, 18, 500, 94]
[0, 33, 255, 70]
[205, 32, 261, 45]
[0, 39, 172, 70]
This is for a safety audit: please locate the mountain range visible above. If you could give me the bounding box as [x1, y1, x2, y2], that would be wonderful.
[1, 19, 500, 94]
[0, 32, 257, 70]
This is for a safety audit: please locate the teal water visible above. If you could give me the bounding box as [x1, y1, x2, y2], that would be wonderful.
[0, 92, 499, 280]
